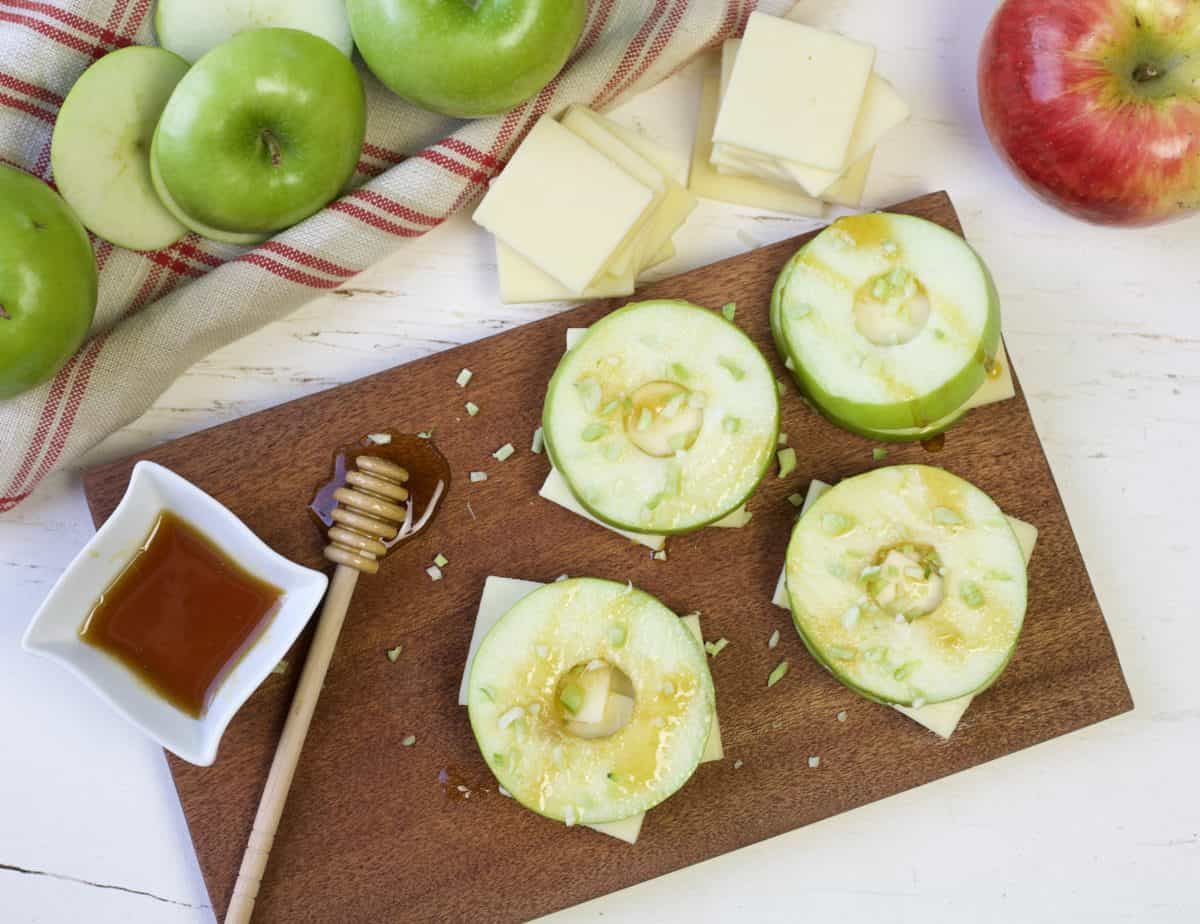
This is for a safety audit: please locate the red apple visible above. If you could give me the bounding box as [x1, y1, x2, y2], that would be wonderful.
[978, 0, 1200, 225]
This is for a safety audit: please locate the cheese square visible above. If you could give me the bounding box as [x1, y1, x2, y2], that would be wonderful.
[819, 150, 873, 207]
[689, 67, 826, 218]
[713, 12, 875, 170]
[473, 116, 656, 293]
[496, 241, 635, 304]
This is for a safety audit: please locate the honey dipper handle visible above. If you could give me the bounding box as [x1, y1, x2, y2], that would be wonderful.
[225, 563, 360, 924]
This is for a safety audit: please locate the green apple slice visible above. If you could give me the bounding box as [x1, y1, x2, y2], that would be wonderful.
[467, 577, 715, 825]
[773, 213, 1000, 433]
[50, 47, 189, 252]
[155, 0, 354, 64]
[543, 299, 779, 534]
[785, 465, 1027, 706]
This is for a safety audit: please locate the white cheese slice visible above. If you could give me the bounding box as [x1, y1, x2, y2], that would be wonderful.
[460, 576, 725, 844]
[772, 479, 1037, 739]
[473, 115, 656, 293]
[559, 106, 668, 278]
[689, 67, 826, 218]
[645, 240, 675, 270]
[713, 12, 875, 171]
[496, 241, 635, 304]
[820, 150, 873, 208]
[713, 36, 904, 198]
[540, 466, 666, 551]
[560, 107, 697, 276]
[966, 339, 1016, 408]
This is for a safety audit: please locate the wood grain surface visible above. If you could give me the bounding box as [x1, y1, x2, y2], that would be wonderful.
[81, 192, 1133, 924]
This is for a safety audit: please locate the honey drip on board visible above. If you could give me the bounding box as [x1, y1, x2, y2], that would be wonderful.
[921, 432, 947, 453]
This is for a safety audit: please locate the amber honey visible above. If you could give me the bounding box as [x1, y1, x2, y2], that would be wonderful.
[79, 510, 281, 718]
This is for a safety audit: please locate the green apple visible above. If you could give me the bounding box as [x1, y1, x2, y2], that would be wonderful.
[51, 46, 189, 252]
[151, 28, 366, 238]
[0, 165, 97, 399]
[347, 0, 587, 117]
[155, 0, 354, 64]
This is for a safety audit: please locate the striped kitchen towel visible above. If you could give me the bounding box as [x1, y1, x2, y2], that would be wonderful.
[0, 0, 777, 512]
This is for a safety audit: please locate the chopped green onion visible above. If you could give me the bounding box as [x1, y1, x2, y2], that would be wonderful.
[531, 427, 544, 454]
[646, 492, 665, 511]
[888, 266, 910, 288]
[893, 660, 920, 681]
[456, 368, 473, 388]
[367, 432, 392, 445]
[653, 549, 668, 562]
[581, 423, 609, 442]
[670, 362, 690, 381]
[636, 407, 653, 431]
[960, 581, 986, 608]
[840, 604, 860, 630]
[778, 432, 789, 446]
[733, 759, 744, 769]
[933, 506, 963, 525]
[788, 492, 806, 507]
[271, 660, 288, 675]
[987, 570, 1013, 581]
[872, 278, 889, 300]
[493, 443, 515, 461]
[768, 629, 780, 649]
[872, 447, 888, 461]
[821, 512, 852, 535]
[559, 683, 584, 714]
[721, 302, 737, 322]
[837, 710, 848, 722]
[433, 553, 448, 568]
[401, 734, 417, 747]
[417, 430, 433, 439]
[479, 686, 495, 701]
[829, 646, 856, 661]
[386, 645, 403, 662]
[575, 379, 601, 413]
[776, 378, 786, 397]
[722, 415, 741, 433]
[465, 401, 479, 416]
[777, 447, 797, 479]
[933, 328, 947, 341]
[661, 391, 687, 418]
[608, 624, 627, 648]
[469, 470, 488, 483]
[807, 755, 821, 769]
[767, 660, 790, 687]
[599, 399, 620, 416]
[426, 565, 443, 581]
[704, 638, 729, 658]
[718, 356, 745, 381]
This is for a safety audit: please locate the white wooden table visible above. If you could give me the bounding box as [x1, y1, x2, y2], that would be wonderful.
[2, 2, 1198, 921]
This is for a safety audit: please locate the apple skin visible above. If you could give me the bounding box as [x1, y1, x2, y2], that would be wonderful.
[347, 0, 587, 118]
[0, 165, 97, 399]
[979, 0, 1200, 226]
[152, 28, 365, 236]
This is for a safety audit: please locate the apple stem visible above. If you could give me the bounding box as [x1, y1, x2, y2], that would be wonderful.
[1132, 62, 1163, 83]
[262, 129, 283, 168]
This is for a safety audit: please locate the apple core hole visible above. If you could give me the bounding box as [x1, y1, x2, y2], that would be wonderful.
[624, 381, 703, 458]
[853, 268, 932, 347]
[556, 660, 636, 740]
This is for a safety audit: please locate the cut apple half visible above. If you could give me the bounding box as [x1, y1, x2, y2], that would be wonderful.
[467, 577, 715, 825]
[543, 299, 779, 534]
[50, 47, 189, 252]
[148, 150, 269, 247]
[154, 0, 354, 64]
[772, 213, 1000, 434]
[785, 465, 1027, 706]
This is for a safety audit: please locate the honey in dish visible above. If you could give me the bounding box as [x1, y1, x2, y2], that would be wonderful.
[79, 510, 282, 718]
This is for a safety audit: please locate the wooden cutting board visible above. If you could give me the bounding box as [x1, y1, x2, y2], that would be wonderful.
[82, 192, 1132, 924]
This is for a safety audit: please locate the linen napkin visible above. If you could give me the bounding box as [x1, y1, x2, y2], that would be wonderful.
[0, 0, 775, 511]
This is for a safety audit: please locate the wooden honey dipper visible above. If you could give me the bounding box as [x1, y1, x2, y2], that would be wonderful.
[225, 452, 443, 924]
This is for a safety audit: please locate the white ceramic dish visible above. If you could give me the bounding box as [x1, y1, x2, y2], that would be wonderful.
[22, 460, 328, 766]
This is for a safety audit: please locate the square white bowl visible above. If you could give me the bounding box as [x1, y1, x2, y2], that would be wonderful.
[22, 460, 328, 766]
